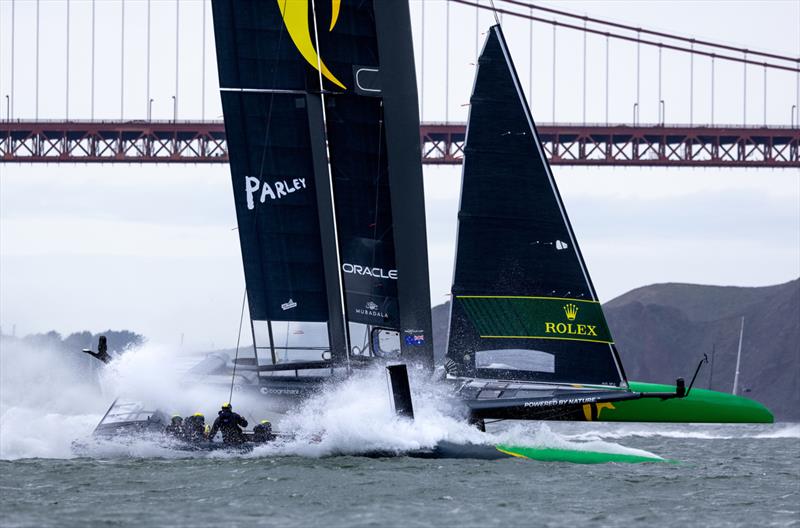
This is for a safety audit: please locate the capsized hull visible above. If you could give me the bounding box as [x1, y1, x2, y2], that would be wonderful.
[590, 381, 774, 423]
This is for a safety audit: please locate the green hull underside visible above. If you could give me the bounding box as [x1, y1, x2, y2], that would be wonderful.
[487, 383, 772, 463]
[494, 445, 668, 464]
[596, 381, 774, 423]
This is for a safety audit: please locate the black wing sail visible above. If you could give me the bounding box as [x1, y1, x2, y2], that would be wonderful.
[317, 2, 400, 330]
[212, 0, 348, 362]
[314, 1, 434, 366]
[213, 1, 433, 368]
[446, 25, 627, 388]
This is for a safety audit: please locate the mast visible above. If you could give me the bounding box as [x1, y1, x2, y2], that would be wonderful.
[308, 0, 351, 366]
[307, 94, 351, 366]
[732, 316, 744, 395]
[374, 1, 434, 369]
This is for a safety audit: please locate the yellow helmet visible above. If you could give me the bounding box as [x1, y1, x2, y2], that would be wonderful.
[222, 402, 232, 410]
[193, 412, 204, 417]
[260, 419, 271, 425]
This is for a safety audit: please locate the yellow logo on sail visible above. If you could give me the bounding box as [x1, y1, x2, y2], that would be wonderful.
[563, 303, 578, 321]
[277, 0, 346, 89]
[544, 303, 597, 337]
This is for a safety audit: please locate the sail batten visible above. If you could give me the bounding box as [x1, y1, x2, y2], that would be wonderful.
[446, 25, 626, 387]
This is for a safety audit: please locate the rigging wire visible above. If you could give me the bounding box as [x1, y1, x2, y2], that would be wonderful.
[488, 0, 501, 26]
[228, 288, 248, 405]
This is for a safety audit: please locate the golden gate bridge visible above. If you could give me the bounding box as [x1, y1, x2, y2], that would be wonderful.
[0, 0, 798, 167]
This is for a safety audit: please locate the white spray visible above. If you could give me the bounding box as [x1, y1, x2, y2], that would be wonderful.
[2, 342, 679, 461]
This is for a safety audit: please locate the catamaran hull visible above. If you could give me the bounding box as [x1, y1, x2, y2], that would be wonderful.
[366, 441, 665, 464]
[591, 382, 773, 423]
[251, 375, 773, 424]
[459, 382, 773, 423]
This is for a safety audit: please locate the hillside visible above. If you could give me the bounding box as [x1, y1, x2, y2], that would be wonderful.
[431, 279, 800, 420]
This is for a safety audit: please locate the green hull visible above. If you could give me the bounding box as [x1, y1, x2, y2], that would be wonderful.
[494, 445, 667, 464]
[489, 383, 773, 462]
[421, 441, 666, 464]
[593, 381, 774, 423]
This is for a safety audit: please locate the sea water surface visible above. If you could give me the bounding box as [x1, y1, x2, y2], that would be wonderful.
[2, 423, 798, 528]
[1, 345, 798, 527]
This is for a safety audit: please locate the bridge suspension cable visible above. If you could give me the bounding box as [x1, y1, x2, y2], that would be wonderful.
[499, 0, 799, 64]
[452, 0, 800, 74]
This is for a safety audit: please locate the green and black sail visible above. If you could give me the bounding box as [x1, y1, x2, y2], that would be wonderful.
[212, 0, 433, 368]
[446, 25, 627, 388]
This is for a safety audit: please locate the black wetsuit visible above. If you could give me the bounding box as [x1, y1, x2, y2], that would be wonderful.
[182, 416, 206, 443]
[253, 423, 274, 443]
[208, 410, 248, 445]
[164, 420, 183, 438]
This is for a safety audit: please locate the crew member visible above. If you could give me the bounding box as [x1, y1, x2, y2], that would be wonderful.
[253, 419, 274, 443]
[207, 403, 248, 445]
[165, 415, 183, 438]
[183, 412, 206, 443]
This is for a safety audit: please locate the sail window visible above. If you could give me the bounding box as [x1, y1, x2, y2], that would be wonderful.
[475, 349, 555, 374]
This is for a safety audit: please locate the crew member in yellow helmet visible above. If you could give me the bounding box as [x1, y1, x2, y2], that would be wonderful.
[164, 415, 183, 439]
[182, 412, 206, 443]
[207, 403, 248, 445]
[253, 419, 274, 443]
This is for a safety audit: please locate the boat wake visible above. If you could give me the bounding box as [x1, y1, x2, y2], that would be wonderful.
[560, 423, 799, 441]
[252, 366, 664, 462]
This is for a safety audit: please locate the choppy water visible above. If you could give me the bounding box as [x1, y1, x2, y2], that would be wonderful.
[2, 423, 798, 528]
[1, 344, 798, 527]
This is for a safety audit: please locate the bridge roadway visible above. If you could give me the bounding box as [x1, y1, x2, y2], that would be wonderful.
[1, 121, 798, 168]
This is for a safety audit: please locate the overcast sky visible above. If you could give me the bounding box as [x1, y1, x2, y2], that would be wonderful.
[0, 1, 798, 349]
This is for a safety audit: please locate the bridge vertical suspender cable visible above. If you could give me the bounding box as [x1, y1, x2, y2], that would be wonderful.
[605, 34, 609, 126]
[475, 0, 479, 61]
[121, 0, 125, 120]
[445, 0, 450, 123]
[202, 0, 206, 121]
[763, 65, 767, 127]
[635, 30, 640, 125]
[582, 19, 586, 124]
[91, 0, 95, 120]
[35, 0, 39, 121]
[147, 0, 151, 120]
[711, 56, 715, 126]
[10, 0, 15, 120]
[175, 0, 180, 122]
[551, 24, 555, 123]
[658, 45, 662, 125]
[421, 1, 425, 120]
[66, 0, 70, 121]
[743, 51, 748, 125]
[690, 41, 694, 126]
[528, 7, 533, 104]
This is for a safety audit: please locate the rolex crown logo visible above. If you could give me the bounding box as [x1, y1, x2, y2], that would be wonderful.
[563, 303, 579, 321]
